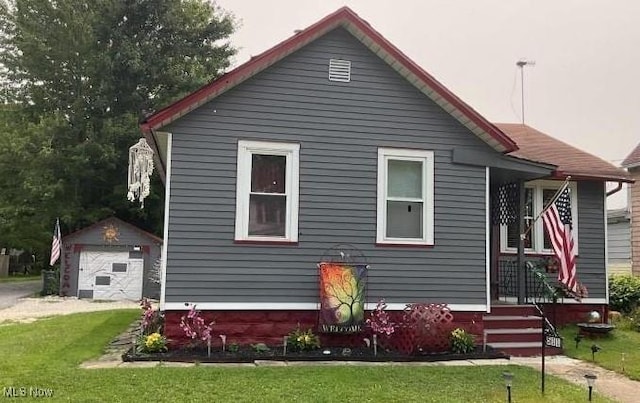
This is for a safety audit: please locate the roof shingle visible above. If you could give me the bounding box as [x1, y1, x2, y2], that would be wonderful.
[622, 142, 640, 169]
[496, 123, 632, 183]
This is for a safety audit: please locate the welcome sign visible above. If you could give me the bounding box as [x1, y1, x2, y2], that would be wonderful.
[318, 263, 367, 333]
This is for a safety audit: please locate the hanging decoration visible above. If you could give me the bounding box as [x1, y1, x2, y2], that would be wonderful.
[127, 138, 154, 208]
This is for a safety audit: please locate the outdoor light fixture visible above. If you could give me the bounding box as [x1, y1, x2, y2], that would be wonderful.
[591, 344, 602, 362]
[502, 372, 514, 403]
[584, 373, 597, 401]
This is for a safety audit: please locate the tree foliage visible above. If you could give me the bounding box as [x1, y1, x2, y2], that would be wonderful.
[0, 0, 236, 269]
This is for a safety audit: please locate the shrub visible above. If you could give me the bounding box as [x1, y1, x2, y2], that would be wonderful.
[286, 326, 320, 352]
[609, 275, 640, 313]
[449, 328, 475, 354]
[611, 307, 640, 331]
[137, 332, 168, 353]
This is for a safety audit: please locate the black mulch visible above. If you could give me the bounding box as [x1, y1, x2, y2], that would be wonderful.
[122, 345, 508, 363]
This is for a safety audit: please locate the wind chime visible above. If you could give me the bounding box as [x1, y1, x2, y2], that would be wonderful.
[127, 138, 154, 208]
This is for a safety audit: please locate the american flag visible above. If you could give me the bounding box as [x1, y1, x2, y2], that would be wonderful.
[49, 219, 61, 266]
[542, 187, 577, 292]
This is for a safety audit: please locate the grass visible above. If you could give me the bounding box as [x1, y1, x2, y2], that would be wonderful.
[0, 311, 615, 403]
[0, 274, 41, 283]
[560, 324, 640, 380]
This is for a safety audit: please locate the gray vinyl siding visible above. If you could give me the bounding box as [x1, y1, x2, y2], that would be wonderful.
[163, 28, 501, 306]
[608, 221, 630, 262]
[576, 181, 607, 299]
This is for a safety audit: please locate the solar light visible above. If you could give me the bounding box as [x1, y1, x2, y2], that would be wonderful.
[584, 373, 597, 401]
[502, 372, 514, 403]
[591, 344, 601, 362]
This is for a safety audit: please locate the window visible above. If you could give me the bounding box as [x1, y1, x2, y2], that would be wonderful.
[235, 140, 300, 242]
[112, 263, 127, 272]
[95, 276, 111, 286]
[501, 181, 578, 253]
[377, 148, 434, 245]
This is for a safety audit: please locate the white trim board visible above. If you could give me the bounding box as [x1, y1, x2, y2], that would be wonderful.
[159, 132, 173, 309]
[497, 297, 607, 305]
[163, 302, 489, 312]
[485, 167, 491, 310]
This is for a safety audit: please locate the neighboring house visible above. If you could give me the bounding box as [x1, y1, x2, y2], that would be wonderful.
[607, 208, 631, 276]
[59, 217, 162, 300]
[138, 7, 631, 352]
[622, 143, 640, 276]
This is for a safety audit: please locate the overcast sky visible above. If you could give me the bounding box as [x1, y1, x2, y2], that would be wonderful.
[217, 0, 639, 208]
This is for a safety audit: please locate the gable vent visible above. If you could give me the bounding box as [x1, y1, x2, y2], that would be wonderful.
[328, 59, 351, 82]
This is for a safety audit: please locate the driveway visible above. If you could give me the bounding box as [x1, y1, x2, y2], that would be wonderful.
[0, 280, 41, 310]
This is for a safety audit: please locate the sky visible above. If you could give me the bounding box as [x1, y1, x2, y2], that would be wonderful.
[217, 0, 639, 209]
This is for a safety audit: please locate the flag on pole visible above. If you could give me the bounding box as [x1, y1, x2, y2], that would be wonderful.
[542, 188, 577, 292]
[49, 219, 61, 266]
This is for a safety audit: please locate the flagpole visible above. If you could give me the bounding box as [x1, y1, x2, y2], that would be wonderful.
[521, 176, 571, 240]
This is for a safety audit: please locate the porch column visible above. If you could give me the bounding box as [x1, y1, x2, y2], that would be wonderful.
[517, 179, 526, 304]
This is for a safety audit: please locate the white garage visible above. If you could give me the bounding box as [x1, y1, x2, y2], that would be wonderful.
[59, 217, 162, 301]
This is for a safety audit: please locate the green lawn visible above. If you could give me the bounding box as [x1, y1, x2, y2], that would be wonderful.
[560, 324, 640, 381]
[0, 274, 41, 283]
[0, 311, 615, 402]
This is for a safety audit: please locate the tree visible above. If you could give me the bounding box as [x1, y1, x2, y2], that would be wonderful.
[0, 0, 236, 268]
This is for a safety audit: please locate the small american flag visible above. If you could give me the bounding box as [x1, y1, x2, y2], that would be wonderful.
[542, 187, 577, 292]
[49, 219, 61, 266]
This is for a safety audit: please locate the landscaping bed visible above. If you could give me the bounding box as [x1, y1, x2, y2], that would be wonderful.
[122, 345, 507, 363]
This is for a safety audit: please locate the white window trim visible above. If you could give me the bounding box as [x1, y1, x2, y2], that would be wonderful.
[235, 140, 300, 242]
[500, 180, 579, 254]
[376, 148, 434, 245]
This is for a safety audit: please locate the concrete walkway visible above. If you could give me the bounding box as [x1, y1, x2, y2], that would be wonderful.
[511, 356, 640, 403]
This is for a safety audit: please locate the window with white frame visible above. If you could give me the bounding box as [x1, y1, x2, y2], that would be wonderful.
[501, 181, 578, 253]
[377, 148, 434, 245]
[235, 140, 299, 242]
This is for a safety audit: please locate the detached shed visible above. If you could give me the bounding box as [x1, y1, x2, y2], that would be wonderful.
[60, 217, 162, 300]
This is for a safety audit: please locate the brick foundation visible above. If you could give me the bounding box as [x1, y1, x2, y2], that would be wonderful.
[164, 310, 485, 349]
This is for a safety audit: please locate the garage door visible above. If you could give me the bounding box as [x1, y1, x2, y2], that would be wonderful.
[77, 250, 143, 300]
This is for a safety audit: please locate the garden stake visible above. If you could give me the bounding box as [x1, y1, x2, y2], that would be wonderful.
[207, 338, 211, 358]
[621, 353, 626, 373]
[283, 336, 287, 356]
[373, 334, 378, 356]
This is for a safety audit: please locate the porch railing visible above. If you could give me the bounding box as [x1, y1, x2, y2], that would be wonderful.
[497, 256, 558, 304]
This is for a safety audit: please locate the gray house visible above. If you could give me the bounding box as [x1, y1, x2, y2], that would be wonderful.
[60, 217, 162, 300]
[139, 7, 631, 352]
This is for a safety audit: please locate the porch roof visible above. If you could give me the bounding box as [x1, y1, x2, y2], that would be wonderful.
[496, 123, 633, 183]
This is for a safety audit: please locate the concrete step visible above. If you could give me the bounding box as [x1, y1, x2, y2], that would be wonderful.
[486, 341, 563, 357]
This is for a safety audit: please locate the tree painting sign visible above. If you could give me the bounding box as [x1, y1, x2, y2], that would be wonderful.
[318, 262, 367, 333]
